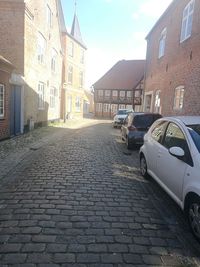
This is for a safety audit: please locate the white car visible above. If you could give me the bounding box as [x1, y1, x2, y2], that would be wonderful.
[139, 116, 200, 241]
[113, 109, 133, 128]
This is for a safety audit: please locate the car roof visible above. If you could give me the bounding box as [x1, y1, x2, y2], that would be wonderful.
[162, 116, 200, 125]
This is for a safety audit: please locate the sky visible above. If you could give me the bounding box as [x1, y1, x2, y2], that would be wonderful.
[60, 0, 173, 88]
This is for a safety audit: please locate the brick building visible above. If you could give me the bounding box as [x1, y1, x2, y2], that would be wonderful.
[0, 0, 64, 133]
[0, 56, 14, 140]
[144, 0, 200, 116]
[93, 60, 145, 118]
[61, 12, 87, 120]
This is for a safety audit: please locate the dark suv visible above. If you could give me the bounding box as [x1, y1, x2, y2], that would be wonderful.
[121, 112, 162, 149]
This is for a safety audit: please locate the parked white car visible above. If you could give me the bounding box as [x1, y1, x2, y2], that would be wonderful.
[139, 116, 200, 241]
[112, 109, 133, 128]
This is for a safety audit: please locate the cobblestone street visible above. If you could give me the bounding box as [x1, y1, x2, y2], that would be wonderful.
[0, 120, 200, 266]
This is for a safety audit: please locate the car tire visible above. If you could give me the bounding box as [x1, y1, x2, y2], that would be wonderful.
[187, 196, 200, 242]
[140, 155, 149, 178]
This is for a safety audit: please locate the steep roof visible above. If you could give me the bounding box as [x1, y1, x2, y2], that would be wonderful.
[71, 13, 86, 48]
[93, 60, 145, 90]
[57, 0, 67, 34]
[146, 0, 177, 39]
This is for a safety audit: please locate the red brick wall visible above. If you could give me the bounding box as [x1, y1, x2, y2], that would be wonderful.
[145, 0, 200, 116]
[0, 1, 25, 75]
[0, 69, 11, 140]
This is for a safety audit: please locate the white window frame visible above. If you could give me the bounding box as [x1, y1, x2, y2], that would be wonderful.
[38, 82, 45, 110]
[174, 86, 184, 110]
[69, 41, 74, 57]
[50, 87, 57, 109]
[105, 90, 110, 97]
[75, 96, 81, 112]
[120, 91, 125, 98]
[154, 90, 161, 113]
[158, 28, 167, 58]
[68, 65, 73, 84]
[0, 84, 5, 118]
[180, 0, 195, 42]
[112, 90, 118, 97]
[80, 49, 84, 64]
[51, 48, 57, 72]
[47, 5, 53, 28]
[98, 90, 103, 96]
[37, 33, 46, 64]
[79, 71, 84, 88]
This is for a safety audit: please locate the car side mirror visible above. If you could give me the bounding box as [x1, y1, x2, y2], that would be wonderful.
[169, 147, 185, 158]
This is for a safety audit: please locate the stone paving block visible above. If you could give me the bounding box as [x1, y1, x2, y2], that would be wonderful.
[77, 253, 100, 263]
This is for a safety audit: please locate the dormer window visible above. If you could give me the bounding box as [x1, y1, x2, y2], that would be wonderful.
[158, 28, 167, 58]
[180, 0, 195, 42]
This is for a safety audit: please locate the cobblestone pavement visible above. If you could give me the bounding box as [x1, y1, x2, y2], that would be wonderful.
[0, 120, 200, 266]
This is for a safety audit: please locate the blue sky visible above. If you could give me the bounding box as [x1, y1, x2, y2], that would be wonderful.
[61, 0, 172, 87]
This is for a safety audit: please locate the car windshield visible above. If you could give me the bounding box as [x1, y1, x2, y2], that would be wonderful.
[187, 124, 200, 153]
[117, 110, 128, 115]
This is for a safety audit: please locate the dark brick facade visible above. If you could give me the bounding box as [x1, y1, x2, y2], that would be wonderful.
[144, 0, 200, 116]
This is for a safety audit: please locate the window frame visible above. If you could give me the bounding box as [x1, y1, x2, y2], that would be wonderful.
[158, 27, 167, 58]
[38, 82, 45, 110]
[180, 0, 195, 43]
[68, 65, 73, 84]
[173, 86, 184, 110]
[75, 96, 81, 112]
[0, 84, 5, 118]
[50, 87, 57, 109]
[47, 5, 53, 28]
[69, 41, 74, 57]
[79, 71, 84, 88]
[51, 48, 58, 73]
[37, 33, 46, 64]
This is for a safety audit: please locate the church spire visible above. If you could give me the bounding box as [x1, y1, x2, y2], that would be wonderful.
[70, 1, 86, 48]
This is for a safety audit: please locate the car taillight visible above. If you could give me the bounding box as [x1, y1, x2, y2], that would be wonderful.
[128, 125, 137, 131]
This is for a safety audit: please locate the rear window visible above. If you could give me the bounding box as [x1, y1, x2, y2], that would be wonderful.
[187, 124, 200, 153]
[133, 114, 154, 128]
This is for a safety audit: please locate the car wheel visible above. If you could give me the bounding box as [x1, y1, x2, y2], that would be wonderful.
[187, 196, 200, 242]
[140, 155, 148, 178]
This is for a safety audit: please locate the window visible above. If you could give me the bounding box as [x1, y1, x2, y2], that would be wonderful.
[151, 121, 167, 143]
[0, 84, 4, 117]
[155, 90, 161, 113]
[47, 5, 53, 28]
[69, 41, 74, 57]
[75, 96, 81, 112]
[103, 104, 110, 112]
[111, 104, 118, 113]
[127, 91, 132, 98]
[51, 49, 57, 72]
[180, 0, 195, 42]
[68, 65, 73, 84]
[163, 123, 187, 150]
[80, 49, 84, 64]
[96, 103, 102, 112]
[119, 104, 126, 109]
[50, 87, 57, 108]
[79, 71, 83, 88]
[174, 86, 184, 110]
[98, 90, 103, 96]
[37, 33, 46, 64]
[38, 82, 45, 110]
[120, 91, 125, 98]
[105, 90, 110, 97]
[112, 90, 118, 98]
[159, 28, 167, 58]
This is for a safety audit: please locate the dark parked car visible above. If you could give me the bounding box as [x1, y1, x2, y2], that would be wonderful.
[121, 112, 162, 149]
